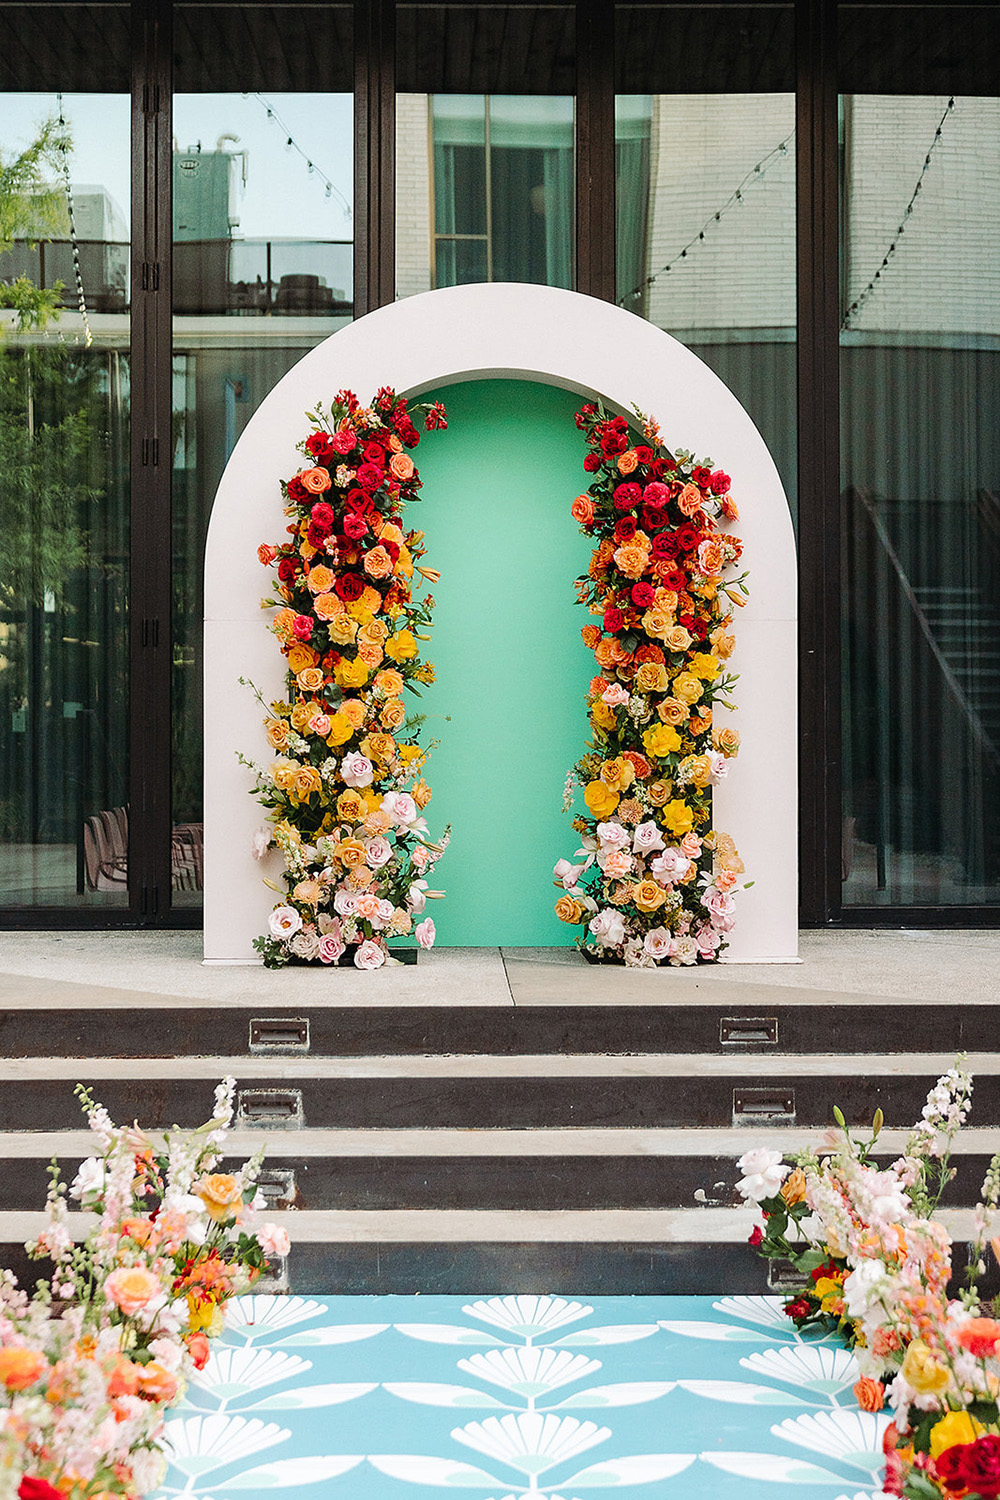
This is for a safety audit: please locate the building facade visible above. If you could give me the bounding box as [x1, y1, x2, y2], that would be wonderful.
[0, 0, 997, 932]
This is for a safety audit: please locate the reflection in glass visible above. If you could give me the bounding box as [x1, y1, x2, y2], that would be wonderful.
[0, 88, 130, 906]
[171, 50, 353, 905]
[614, 7, 796, 514]
[841, 92, 1000, 905]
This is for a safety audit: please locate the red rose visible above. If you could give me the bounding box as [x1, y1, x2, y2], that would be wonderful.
[343, 512, 368, 540]
[277, 557, 298, 584]
[285, 475, 307, 503]
[659, 567, 686, 589]
[692, 465, 712, 487]
[305, 432, 333, 462]
[292, 614, 313, 640]
[634, 445, 654, 463]
[651, 532, 679, 560]
[934, 1445, 972, 1494]
[583, 452, 602, 473]
[958, 1436, 1000, 1497]
[601, 430, 628, 457]
[306, 523, 329, 550]
[641, 504, 668, 532]
[675, 524, 700, 552]
[603, 607, 624, 634]
[690, 618, 707, 639]
[355, 463, 383, 491]
[363, 441, 385, 467]
[310, 502, 334, 532]
[614, 517, 637, 543]
[613, 483, 642, 511]
[631, 582, 655, 608]
[784, 1297, 811, 1321]
[748, 1224, 763, 1247]
[334, 573, 365, 602]
[346, 489, 374, 515]
[710, 469, 731, 495]
[18, 1479, 63, 1500]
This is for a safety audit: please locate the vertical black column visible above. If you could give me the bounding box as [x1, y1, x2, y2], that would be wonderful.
[796, 0, 841, 925]
[575, 0, 616, 302]
[130, 0, 173, 920]
[355, 0, 396, 313]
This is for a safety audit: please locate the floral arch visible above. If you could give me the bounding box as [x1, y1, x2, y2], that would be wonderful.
[203, 283, 798, 963]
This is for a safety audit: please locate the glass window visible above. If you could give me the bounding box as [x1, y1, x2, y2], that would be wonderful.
[840, 6, 1000, 907]
[171, 5, 353, 908]
[396, 6, 575, 298]
[615, 6, 797, 515]
[0, 8, 131, 908]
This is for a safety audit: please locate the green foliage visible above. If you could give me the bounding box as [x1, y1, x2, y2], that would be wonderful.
[0, 115, 71, 332]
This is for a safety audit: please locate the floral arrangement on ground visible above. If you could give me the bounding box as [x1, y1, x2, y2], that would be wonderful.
[0, 1079, 289, 1500]
[554, 400, 749, 967]
[243, 388, 450, 969]
[737, 1058, 1000, 1498]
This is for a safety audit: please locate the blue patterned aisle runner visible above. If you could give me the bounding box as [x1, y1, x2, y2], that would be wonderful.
[153, 1294, 889, 1500]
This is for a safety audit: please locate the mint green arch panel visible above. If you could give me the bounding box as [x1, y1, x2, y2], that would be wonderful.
[414, 378, 595, 946]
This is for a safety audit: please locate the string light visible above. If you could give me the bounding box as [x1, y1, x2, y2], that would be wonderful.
[248, 93, 351, 219]
[842, 96, 955, 330]
[55, 92, 92, 348]
[618, 130, 794, 309]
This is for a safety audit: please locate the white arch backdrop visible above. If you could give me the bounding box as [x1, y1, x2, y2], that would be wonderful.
[204, 282, 798, 963]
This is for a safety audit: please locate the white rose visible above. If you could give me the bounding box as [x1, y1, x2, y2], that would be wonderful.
[365, 836, 393, 868]
[250, 826, 271, 860]
[596, 820, 630, 850]
[633, 821, 666, 854]
[354, 939, 386, 970]
[643, 927, 672, 961]
[735, 1147, 790, 1202]
[268, 904, 301, 938]
[69, 1156, 106, 1201]
[589, 908, 626, 948]
[340, 752, 374, 788]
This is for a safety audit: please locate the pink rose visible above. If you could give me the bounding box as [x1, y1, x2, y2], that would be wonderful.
[596, 820, 629, 849]
[330, 428, 356, 455]
[383, 791, 417, 826]
[365, 836, 393, 868]
[354, 938, 386, 970]
[633, 820, 665, 854]
[257, 1223, 291, 1256]
[415, 917, 436, 949]
[601, 682, 630, 706]
[643, 927, 673, 961]
[309, 712, 332, 737]
[318, 930, 345, 964]
[292, 614, 314, 640]
[589, 908, 626, 947]
[598, 848, 632, 879]
[340, 752, 374, 788]
[642, 481, 671, 507]
[679, 832, 702, 858]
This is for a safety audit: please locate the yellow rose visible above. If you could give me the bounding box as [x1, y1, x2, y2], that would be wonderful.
[337, 789, 365, 822]
[584, 780, 620, 819]
[287, 642, 319, 673]
[900, 1340, 951, 1398]
[690, 651, 721, 680]
[592, 699, 617, 731]
[554, 894, 585, 924]
[338, 838, 367, 868]
[270, 758, 297, 791]
[412, 777, 432, 809]
[362, 732, 396, 763]
[328, 615, 358, 645]
[928, 1409, 985, 1458]
[715, 726, 741, 757]
[680, 754, 712, 788]
[334, 656, 369, 690]
[386, 629, 418, 661]
[641, 608, 674, 639]
[647, 779, 671, 807]
[635, 661, 668, 694]
[195, 1172, 242, 1224]
[643, 723, 682, 758]
[600, 757, 634, 792]
[325, 712, 354, 747]
[289, 700, 315, 732]
[664, 626, 692, 654]
[633, 879, 665, 912]
[265, 718, 290, 749]
[293, 765, 322, 801]
[661, 798, 694, 836]
[341, 698, 367, 729]
[359, 618, 389, 647]
[672, 671, 703, 705]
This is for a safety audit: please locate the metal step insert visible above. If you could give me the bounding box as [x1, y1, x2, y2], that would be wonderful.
[733, 1087, 796, 1125]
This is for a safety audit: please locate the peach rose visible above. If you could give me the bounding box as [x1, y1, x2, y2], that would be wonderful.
[381, 699, 406, 730]
[359, 618, 388, 646]
[339, 838, 368, 868]
[646, 779, 671, 807]
[658, 696, 689, 725]
[364, 545, 393, 579]
[571, 494, 595, 526]
[0, 1347, 47, 1390]
[697, 538, 726, 577]
[677, 482, 703, 517]
[357, 640, 384, 668]
[688, 711, 712, 736]
[614, 544, 649, 579]
[634, 878, 665, 911]
[104, 1266, 162, 1316]
[347, 864, 374, 889]
[388, 451, 415, 481]
[642, 608, 674, 639]
[342, 698, 367, 728]
[270, 759, 297, 790]
[412, 777, 432, 809]
[711, 629, 735, 658]
[265, 718, 290, 749]
[296, 666, 325, 692]
[617, 449, 638, 475]
[300, 466, 332, 494]
[328, 615, 358, 645]
[664, 626, 692, 654]
[312, 593, 341, 622]
[376, 668, 404, 697]
[137, 1361, 178, 1403]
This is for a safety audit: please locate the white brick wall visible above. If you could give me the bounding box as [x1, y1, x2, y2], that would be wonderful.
[396, 93, 433, 299]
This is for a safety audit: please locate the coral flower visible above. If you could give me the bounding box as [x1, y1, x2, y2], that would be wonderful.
[0, 1347, 47, 1390]
[300, 466, 332, 494]
[104, 1265, 162, 1316]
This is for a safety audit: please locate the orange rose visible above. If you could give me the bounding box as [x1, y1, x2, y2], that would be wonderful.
[272, 607, 296, 640]
[677, 482, 703, 516]
[375, 668, 404, 697]
[688, 711, 712, 736]
[341, 698, 367, 728]
[314, 592, 344, 621]
[617, 449, 639, 475]
[388, 451, 415, 481]
[339, 838, 367, 868]
[381, 699, 406, 730]
[363, 545, 393, 580]
[622, 750, 651, 780]
[257, 542, 278, 566]
[137, 1361, 178, 1403]
[635, 661, 668, 694]
[300, 466, 332, 494]
[593, 637, 617, 669]
[581, 624, 601, 650]
[571, 494, 595, 526]
[0, 1347, 47, 1390]
[307, 564, 334, 595]
[287, 642, 319, 673]
[658, 696, 689, 725]
[853, 1377, 885, 1412]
